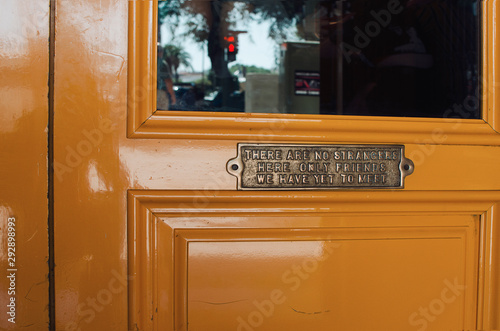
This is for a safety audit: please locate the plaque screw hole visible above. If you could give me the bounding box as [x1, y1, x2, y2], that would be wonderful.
[231, 164, 239, 171]
[403, 164, 410, 171]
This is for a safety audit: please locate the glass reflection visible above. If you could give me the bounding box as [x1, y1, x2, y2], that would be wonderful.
[157, 0, 480, 119]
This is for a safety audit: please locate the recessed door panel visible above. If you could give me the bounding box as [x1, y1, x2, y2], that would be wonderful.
[187, 236, 471, 331]
[129, 192, 484, 330]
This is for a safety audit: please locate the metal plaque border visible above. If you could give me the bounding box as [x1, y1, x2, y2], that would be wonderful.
[227, 143, 415, 191]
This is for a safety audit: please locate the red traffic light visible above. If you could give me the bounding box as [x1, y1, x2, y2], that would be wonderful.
[224, 35, 238, 62]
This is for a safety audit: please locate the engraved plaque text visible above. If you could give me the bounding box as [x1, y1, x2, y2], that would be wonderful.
[227, 144, 414, 190]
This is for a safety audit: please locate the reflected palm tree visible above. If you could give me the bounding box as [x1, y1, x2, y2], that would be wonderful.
[162, 44, 193, 83]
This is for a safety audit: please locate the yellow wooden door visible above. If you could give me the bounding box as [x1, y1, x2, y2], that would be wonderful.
[51, 1, 500, 331]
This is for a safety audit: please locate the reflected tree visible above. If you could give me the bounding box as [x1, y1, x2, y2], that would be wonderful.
[159, 0, 310, 87]
[158, 1, 181, 42]
[163, 44, 193, 83]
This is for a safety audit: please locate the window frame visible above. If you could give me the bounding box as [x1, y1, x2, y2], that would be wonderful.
[128, 0, 500, 145]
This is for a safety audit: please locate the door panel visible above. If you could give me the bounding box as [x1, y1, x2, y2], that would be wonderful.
[128, 191, 496, 330]
[0, 0, 50, 329]
[53, 0, 500, 331]
[188, 238, 467, 331]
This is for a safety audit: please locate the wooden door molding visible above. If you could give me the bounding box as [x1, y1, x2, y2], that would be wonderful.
[128, 190, 500, 330]
[128, 0, 500, 144]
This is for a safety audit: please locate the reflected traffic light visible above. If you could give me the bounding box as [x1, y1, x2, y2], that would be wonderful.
[224, 35, 237, 62]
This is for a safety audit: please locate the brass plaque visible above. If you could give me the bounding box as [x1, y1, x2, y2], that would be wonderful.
[227, 144, 414, 190]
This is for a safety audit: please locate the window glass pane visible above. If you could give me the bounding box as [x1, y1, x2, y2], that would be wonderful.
[157, 0, 481, 119]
